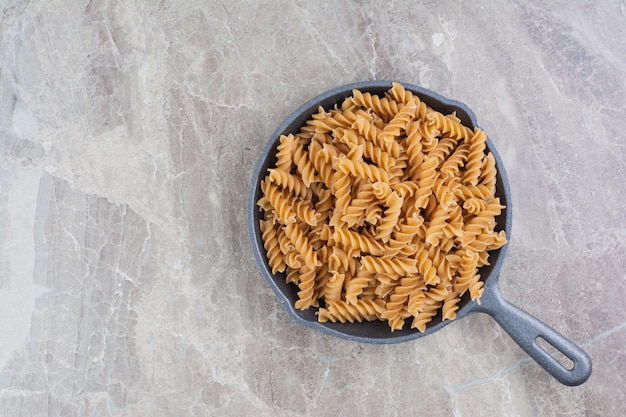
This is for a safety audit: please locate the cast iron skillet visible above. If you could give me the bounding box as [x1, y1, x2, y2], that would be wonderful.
[247, 81, 592, 386]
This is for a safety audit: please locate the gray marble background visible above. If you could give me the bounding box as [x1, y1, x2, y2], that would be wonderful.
[1, 1, 625, 416]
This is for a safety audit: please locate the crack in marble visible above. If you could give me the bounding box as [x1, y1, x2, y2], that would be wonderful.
[219, 3, 251, 81]
[357, 7, 378, 79]
[443, 356, 534, 394]
[580, 320, 626, 347]
[309, 367, 330, 412]
[268, 369, 278, 416]
[444, 320, 626, 394]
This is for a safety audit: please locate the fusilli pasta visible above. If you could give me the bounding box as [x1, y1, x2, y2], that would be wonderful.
[257, 82, 507, 332]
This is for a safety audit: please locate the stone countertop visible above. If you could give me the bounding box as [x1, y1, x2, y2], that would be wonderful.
[1, 1, 624, 416]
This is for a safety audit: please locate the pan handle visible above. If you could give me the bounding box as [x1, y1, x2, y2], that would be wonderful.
[477, 288, 592, 386]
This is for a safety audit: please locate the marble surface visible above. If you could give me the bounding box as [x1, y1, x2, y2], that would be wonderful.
[1, 1, 625, 416]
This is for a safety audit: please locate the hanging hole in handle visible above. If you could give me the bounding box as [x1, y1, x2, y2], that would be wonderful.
[535, 336, 575, 370]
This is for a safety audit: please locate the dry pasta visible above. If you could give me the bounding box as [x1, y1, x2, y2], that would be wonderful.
[257, 82, 507, 332]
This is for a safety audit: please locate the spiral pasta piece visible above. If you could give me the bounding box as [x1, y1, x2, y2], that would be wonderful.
[314, 186, 333, 222]
[260, 220, 286, 274]
[441, 290, 462, 321]
[404, 120, 424, 180]
[328, 171, 352, 228]
[410, 299, 443, 332]
[406, 280, 428, 316]
[383, 214, 423, 257]
[341, 184, 375, 228]
[432, 177, 457, 210]
[351, 114, 382, 144]
[285, 266, 299, 284]
[387, 83, 433, 121]
[426, 111, 473, 141]
[440, 142, 470, 179]
[425, 205, 451, 246]
[332, 227, 384, 256]
[268, 168, 311, 200]
[275, 134, 296, 171]
[371, 181, 390, 200]
[488, 230, 508, 250]
[476, 250, 491, 268]
[479, 152, 497, 193]
[345, 143, 364, 161]
[294, 266, 318, 310]
[324, 272, 345, 302]
[426, 282, 450, 304]
[388, 82, 412, 103]
[410, 286, 446, 326]
[282, 192, 320, 227]
[463, 232, 497, 253]
[464, 128, 487, 186]
[468, 272, 484, 302]
[415, 242, 440, 285]
[388, 149, 408, 184]
[377, 99, 417, 156]
[463, 197, 488, 214]
[314, 263, 331, 299]
[443, 204, 464, 242]
[310, 105, 331, 119]
[276, 224, 293, 254]
[284, 250, 303, 269]
[351, 88, 400, 120]
[374, 273, 398, 298]
[317, 299, 386, 323]
[256, 196, 273, 214]
[293, 142, 318, 187]
[383, 275, 424, 331]
[335, 127, 395, 170]
[364, 139, 395, 170]
[374, 191, 403, 243]
[284, 222, 320, 269]
[261, 180, 297, 224]
[424, 241, 453, 282]
[336, 154, 391, 184]
[328, 246, 350, 273]
[414, 156, 438, 209]
[307, 139, 328, 182]
[392, 180, 420, 199]
[380, 99, 417, 136]
[421, 120, 440, 144]
[307, 224, 325, 252]
[361, 256, 418, 277]
[461, 198, 505, 247]
[455, 183, 495, 201]
[307, 108, 353, 133]
[345, 269, 375, 305]
[330, 108, 364, 128]
[428, 138, 456, 165]
[295, 266, 317, 310]
[451, 250, 479, 294]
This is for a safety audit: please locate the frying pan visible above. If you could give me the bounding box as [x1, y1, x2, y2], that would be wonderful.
[247, 81, 592, 386]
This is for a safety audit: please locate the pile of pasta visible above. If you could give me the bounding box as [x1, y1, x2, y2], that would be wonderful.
[257, 82, 507, 332]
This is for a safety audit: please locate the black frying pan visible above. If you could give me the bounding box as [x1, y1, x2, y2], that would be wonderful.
[247, 81, 592, 386]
